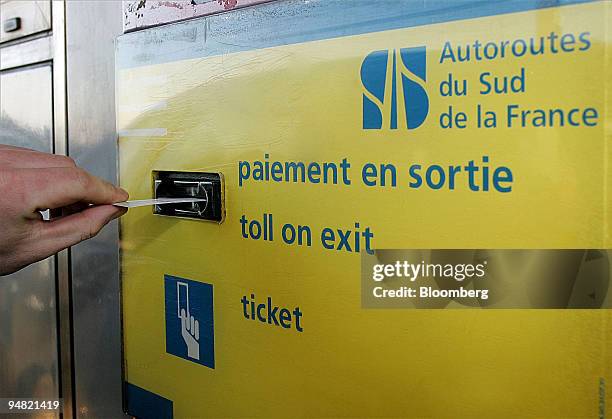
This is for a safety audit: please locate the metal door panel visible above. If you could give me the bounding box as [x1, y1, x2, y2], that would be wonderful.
[0, 63, 59, 415]
[0, 64, 53, 151]
[0, 0, 51, 44]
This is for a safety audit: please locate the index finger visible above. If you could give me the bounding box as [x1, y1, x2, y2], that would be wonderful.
[17, 167, 129, 210]
[0, 145, 77, 169]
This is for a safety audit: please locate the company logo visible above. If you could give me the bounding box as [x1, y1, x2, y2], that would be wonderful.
[360, 46, 429, 130]
[164, 275, 214, 368]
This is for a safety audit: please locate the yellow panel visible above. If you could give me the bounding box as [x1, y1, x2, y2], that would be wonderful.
[118, 2, 611, 417]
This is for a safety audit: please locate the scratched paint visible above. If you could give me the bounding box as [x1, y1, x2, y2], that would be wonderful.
[123, 0, 271, 32]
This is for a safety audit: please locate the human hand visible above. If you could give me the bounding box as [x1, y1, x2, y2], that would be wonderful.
[0, 145, 129, 275]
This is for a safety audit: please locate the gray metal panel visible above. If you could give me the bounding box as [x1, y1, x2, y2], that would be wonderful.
[0, 0, 51, 43]
[50, 2, 73, 417]
[0, 64, 53, 152]
[0, 262, 58, 398]
[0, 64, 59, 417]
[65, 1, 128, 418]
[0, 34, 53, 70]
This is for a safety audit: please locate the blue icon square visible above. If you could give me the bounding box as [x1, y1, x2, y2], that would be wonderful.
[164, 275, 215, 369]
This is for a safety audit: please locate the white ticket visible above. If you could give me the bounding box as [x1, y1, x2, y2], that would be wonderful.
[113, 198, 206, 208]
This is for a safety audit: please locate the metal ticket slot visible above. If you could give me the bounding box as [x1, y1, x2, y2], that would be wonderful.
[153, 171, 224, 222]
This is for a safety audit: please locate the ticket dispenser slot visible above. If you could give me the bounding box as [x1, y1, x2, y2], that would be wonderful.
[153, 171, 224, 222]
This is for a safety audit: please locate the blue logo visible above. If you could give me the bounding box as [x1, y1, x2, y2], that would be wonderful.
[164, 275, 214, 368]
[360, 46, 429, 130]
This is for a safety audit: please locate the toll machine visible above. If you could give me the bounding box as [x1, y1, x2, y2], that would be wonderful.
[116, 1, 611, 418]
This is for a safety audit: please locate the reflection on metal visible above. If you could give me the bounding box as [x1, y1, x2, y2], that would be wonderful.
[0, 263, 58, 400]
[51, 1, 73, 418]
[0, 0, 51, 43]
[0, 34, 52, 70]
[0, 63, 59, 418]
[0, 65, 53, 151]
[0, 2, 126, 418]
[122, 0, 270, 32]
[65, 1, 128, 417]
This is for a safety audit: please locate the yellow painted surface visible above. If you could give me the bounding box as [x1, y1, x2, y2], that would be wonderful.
[118, 2, 611, 417]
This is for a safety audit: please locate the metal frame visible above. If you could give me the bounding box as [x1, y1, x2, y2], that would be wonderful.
[51, 2, 73, 418]
[0, 1, 70, 417]
[64, 2, 128, 417]
[1, 1, 126, 417]
[0, 34, 52, 70]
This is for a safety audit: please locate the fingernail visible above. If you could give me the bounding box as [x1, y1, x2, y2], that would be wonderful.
[117, 187, 129, 201]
